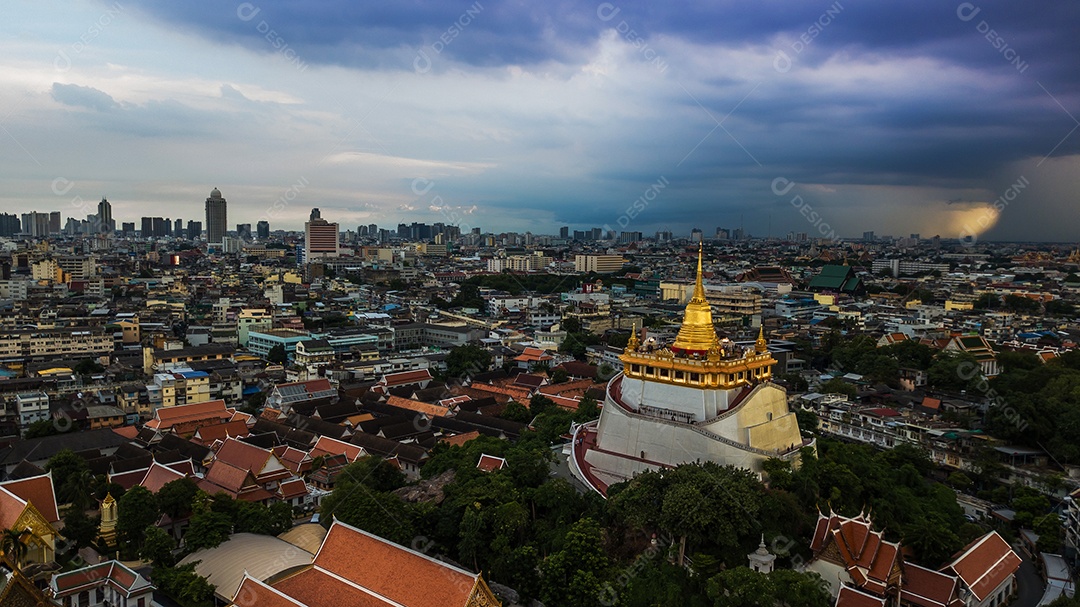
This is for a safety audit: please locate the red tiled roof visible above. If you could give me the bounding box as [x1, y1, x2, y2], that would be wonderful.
[309, 436, 365, 463]
[278, 478, 308, 501]
[837, 586, 887, 607]
[215, 437, 289, 482]
[139, 462, 187, 494]
[232, 575, 313, 607]
[309, 521, 479, 607]
[385, 395, 449, 418]
[146, 400, 230, 430]
[193, 420, 251, 445]
[476, 454, 506, 472]
[112, 426, 140, 440]
[1, 473, 60, 524]
[108, 467, 150, 491]
[944, 531, 1021, 602]
[902, 563, 962, 607]
[273, 566, 396, 607]
[440, 431, 481, 447]
[379, 369, 432, 386]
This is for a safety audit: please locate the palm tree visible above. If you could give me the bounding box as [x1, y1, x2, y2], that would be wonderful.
[0, 528, 29, 567]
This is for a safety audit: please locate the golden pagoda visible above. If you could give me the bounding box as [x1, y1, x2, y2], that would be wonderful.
[671, 243, 720, 355]
[619, 243, 777, 391]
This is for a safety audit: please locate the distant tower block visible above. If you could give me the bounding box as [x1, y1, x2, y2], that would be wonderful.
[748, 535, 775, 573]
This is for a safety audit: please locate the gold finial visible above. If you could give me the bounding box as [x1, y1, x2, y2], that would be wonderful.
[756, 325, 768, 353]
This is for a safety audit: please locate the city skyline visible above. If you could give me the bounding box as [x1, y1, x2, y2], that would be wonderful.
[1, 2, 1078, 240]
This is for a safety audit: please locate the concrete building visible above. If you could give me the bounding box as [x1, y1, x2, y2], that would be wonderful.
[304, 208, 340, 262]
[205, 187, 228, 245]
[574, 254, 624, 273]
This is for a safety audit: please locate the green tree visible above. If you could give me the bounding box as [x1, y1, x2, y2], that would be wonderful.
[185, 509, 233, 552]
[501, 401, 533, 423]
[23, 418, 62, 439]
[141, 525, 177, 566]
[550, 367, 569, 384]
[819, 378, 856, 398]
[574, 395, 600, 423]
[1034, 513, 1063, 553]
[154, 562, 216, 607]
[0, 529, 28, 567]
[117, 486, 160, 555]
[45, 449, 91, 507]
[61, 507, 100, 552]
[927, 351, 982, 392]
[158, 478, 200, 519]
[539, 518, 611, 607]
[445, 344, 492, 379]
[267, 344, 288, 365]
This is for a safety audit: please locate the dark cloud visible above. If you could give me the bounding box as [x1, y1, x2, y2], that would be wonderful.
[51, 83, 120, 111]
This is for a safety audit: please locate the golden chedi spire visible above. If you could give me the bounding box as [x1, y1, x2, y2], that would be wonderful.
[672, 243, 720, 354]
[756, 325, 768, 353]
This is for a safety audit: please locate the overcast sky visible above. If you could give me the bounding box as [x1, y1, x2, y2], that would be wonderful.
[1, 1, 1078, 240]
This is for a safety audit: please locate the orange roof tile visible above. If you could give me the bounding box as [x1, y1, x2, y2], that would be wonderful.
[310, 521, 479, 607]
[385, 395, 449, 418]
[139, 462, 187, 494]
[146, 400, 230, 430]
[945, 531, 1021, 602]
[440, 431, 481, 447]
[309, 436, 365, 463]
[1, 473, 60, 523]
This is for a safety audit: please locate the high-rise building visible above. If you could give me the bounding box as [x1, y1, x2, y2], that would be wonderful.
[0, 214, 20, 237]
[559, 226, 569, 239]
[175, 218, 183, 237]
[205, 187, 227, 245]
[863, 231, 875, 241]
[97, 197, 113, 234]
[305, 208, 339, 262]
[368, 224, 378, 237]
[140, 217, 153, 238]
[256, 220, 270, 239]
[49, 211, 61, 234]
[187, 221, 202, 240]
[22, 212, 50, 237]
[121, 222, 135, 236]
[691, 228, 703, 242]
[236, 223, 252, 240]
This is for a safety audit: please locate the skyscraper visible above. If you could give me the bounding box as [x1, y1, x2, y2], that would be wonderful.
[305, 208, 339, 262]
[175, 218, 183, 237]
[236, 223, 252, 239]
[49, 211, 61, 234]
[205, 187, 227, 245]
[97, 197, 113, 234]
[187, 220, 202, 240]
[256, 220, 270, 239]
[0, 214, 19, 237]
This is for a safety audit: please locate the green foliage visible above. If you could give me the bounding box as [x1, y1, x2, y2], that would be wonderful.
[24, 418, 64, 439]
[1033, 513, 1063, 553]
[529, 394, 556, 417]
[445, 344, 492, 379]
[158, 478, 200, 519]
[539, 518, 611, 607]
[185, 509, 233, 552]
[574, 395, 600, 423]
[983, 355, 1080, 462]
[550, 367, 570, 384]
[74, 358, 105, 376]
[320, 469, 415, 545]
[153, 562, 216, 607]
[707, 567, 830, 607]
[116, 486, 160, 556]
[927, 351, 982, 392]
[819, 378, 856, 398]
[267, 343, 288, 364]
[785, 440, 965, 567]
[609, 462, 765, 563]
[61, 507, 100, 552]
[1003, 294, 1040, 314]
[45, 450, 92, 507]
[501, 400, 533, 423]
[142, 525, 177, 566]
